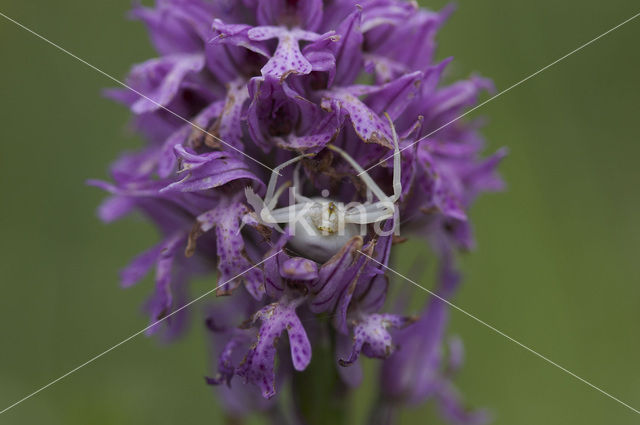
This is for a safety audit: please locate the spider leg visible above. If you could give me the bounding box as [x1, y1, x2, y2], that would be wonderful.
[293, 161, 314, 204]
[327, 144, 389, 202]
[267, 181, 292, 210]
[384, 113, 402, 202]
[344, 202, 395, 224]
[268, 202, 317, 224]
[293, 161, 303, 192]
[265, 153, 314, 206]
[365, 185, 373, 204]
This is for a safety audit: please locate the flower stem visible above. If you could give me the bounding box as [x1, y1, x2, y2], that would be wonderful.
[292, 326, 350, 425]
[367, 395, 398, 425]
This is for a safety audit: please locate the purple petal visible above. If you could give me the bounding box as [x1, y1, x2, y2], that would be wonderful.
[280, 257, 319, 281]
[310, 236, 364, 314]
[340, 313, 411, 366]
[191, 198, 265, 300]
[381, 283, 452, 404]
[447, 336, 465, 374]
[161, 147, 261, 193]
[210, 20, 271, 58]
[372, 7, 452, 72]
[335, 332, 363, 387]
[301, 31, 340, 85]
[424, 76, 494, 128]
[249, 27, 320, 80]
[119, 242, 164, 288]
[330, 9, 364, 85]
[237, 299, 311, 398]
[262, 233, 293, 298]
[321, 89, 393, 148]
[145, 233, 187, 328]
[158, 100, 225, 178]
[215, 80, 251, 150]
[207, 330, 252, 386]
[365, 71, 424, 120]
[97, 195, 137, 223]
[437, 382, 491, 425]
[127, 54, 206, 114]
[284, 109, 341, 150]
[360, 0, 416, 33]
[256, 0, 323, 31]
[131, 1, 211, 55]
[263, 251, 287, 299]
[247, 76, 317, 151]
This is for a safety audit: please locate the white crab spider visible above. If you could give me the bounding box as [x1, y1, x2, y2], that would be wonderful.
[245, 114, 402, 263]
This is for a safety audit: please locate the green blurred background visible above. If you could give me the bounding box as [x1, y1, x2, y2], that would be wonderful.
[1, 0, 639, 423]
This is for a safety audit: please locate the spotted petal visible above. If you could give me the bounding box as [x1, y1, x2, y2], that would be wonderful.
[189, 197, 265, 300]
[237, 299, 311, 398]
[340, 313, 412, 366]
[248, 27, 321, 80]
[145, 233, 187, 327]
[322, 95, 392, 148]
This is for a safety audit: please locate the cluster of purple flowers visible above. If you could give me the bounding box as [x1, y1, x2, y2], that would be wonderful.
[92, 1, 505, 423]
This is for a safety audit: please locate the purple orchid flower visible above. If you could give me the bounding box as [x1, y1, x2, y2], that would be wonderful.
[93, 1, 504, 423]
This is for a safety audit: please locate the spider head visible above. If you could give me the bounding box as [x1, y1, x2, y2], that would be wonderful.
[311, 201, 339, 234]
[288, 198, 360, 263]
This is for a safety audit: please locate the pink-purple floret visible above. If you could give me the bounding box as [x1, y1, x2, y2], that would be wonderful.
[91, 0, 504, 422]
